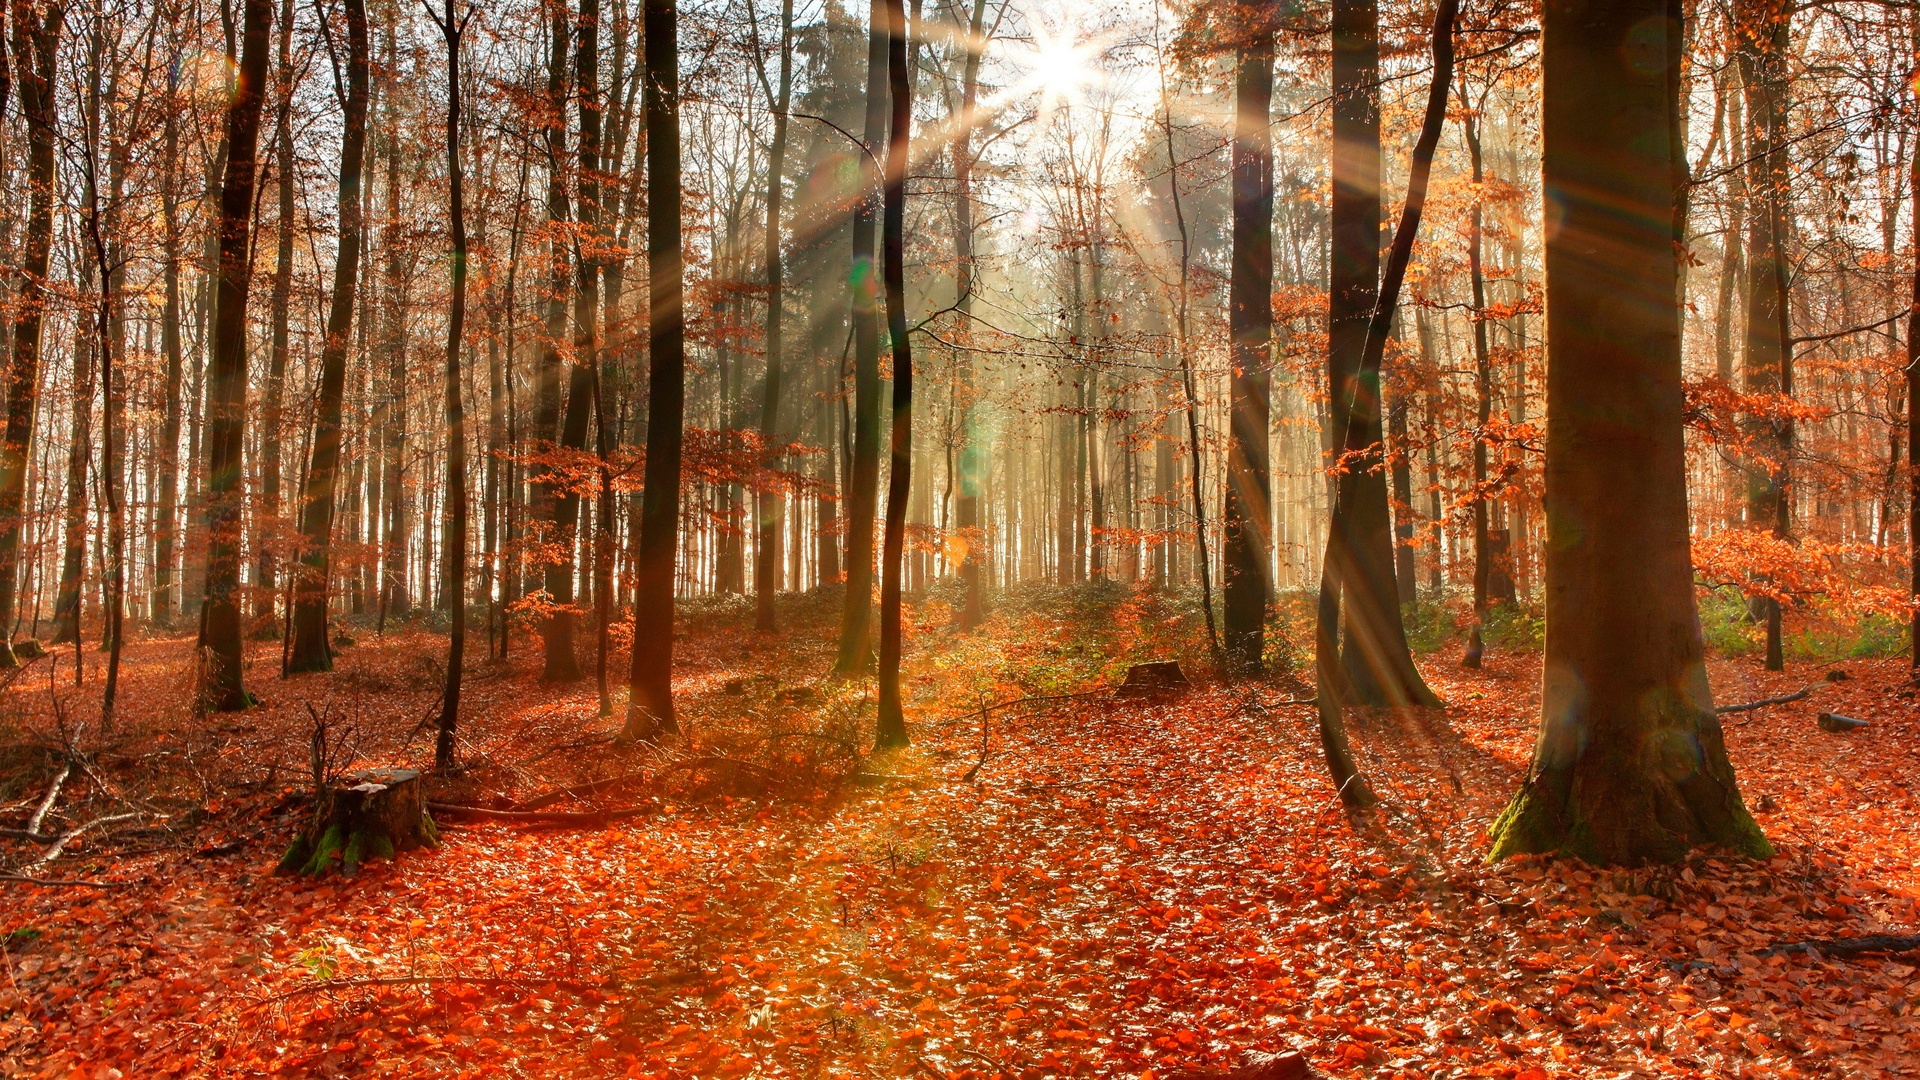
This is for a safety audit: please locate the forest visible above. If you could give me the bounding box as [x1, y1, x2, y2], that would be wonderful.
[4, 0, 1920, 1074]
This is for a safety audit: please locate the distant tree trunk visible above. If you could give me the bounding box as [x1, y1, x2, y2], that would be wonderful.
[622, 0, 684, 740]
[873, 0, 913, 749]
[1908, 135, 1919, 678]
[432, 0, 471, 771]
[1737, 0, 1792, 672]
[1462, 97, 1491, 669]
[1387, 377, 1416, 605]
[952, 0, 988, 628]
[287, 0, 368, 673]
[1223, 17, 1275, 675]
[571, 0, 605, 711]
[258, 0, 296, 631]
[1488, 0, 1769, 864]
[833, 0, 888, 675]
[155, 62, 184, 627]
[52, 266, 94, 648]
[377, 17, 408, 631]
[753, 0, 794, 633]
[196, 0, 272, 712]
[1327, 0, 1437, 706]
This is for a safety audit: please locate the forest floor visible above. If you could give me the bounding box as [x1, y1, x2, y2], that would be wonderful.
[3, 586, 1920, 1079]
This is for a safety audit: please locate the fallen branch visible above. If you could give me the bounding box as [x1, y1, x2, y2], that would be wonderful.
[1717, 685, 1812, 716]
[428, 802, 649, 827]
[1759, 934, 1920, 959]
[31, 812, 139, 868]
[0, 828, 56, 843]
[27, 763, 70, 837]
[510, 771, 648, 812]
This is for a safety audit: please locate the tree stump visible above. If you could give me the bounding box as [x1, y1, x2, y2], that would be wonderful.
[1120, 661, 1190, 697]
[278, 768, 437, 877]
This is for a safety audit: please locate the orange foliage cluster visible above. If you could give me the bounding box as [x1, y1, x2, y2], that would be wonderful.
[1693, 529, 1914, 616]
[5, 620, 1920, 1078]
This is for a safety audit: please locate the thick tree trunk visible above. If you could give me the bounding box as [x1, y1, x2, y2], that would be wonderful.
[1327, 0, 1437, 706]
[873, 0, 913, 749]
[622, 0, 684, 740]
[287, 0, 368, 673]
[196, 0, 272, 712]
[832, 0, 888, 675]
[1223, 22, 1275, 675]
[1488, 0, 1770, 864]
[534, 0, 581, 681]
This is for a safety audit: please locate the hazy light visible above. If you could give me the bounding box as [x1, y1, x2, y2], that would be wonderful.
[1005, 21, 1104, 110]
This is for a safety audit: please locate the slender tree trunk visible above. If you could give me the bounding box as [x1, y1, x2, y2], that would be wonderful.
[52, 265, 94, 648]
[751, 0, 794, 633]
[286, 0, 367, 672]
[1488, 0, 1769, 864]
[622, 0, 684, 739]
[1224, 18, 1275, 674]
[833, 0, 888, 675]
[258, 0, 296, 631]
[433, 0, 471, 770]
[573, 0, 609, 712]
[1462, 100, 1491, 668]
[196, 0, 271, 712]
[155, 64, 184, 628]
[951, 0, 989, 628]
[873, 0, 913, 748]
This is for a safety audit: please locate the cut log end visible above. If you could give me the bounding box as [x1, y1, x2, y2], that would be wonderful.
[1817, 712, 1868, 733]
[277, 768, 437, 877]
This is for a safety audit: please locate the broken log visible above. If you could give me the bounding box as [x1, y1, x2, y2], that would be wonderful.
[1119, 661, 1190, 696]
[1817, 712, 1868, 733]
[277, 768, 437, 877]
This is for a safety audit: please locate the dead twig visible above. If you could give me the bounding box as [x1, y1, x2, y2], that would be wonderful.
[30, 812, 140, 868]
[26, 763, 70, 837]
[1718, 685, 1814, 717]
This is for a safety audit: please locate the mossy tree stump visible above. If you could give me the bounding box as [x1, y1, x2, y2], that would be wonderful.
[278, 768, 437, 876]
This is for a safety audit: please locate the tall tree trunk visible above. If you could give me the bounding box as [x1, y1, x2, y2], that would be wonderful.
[832, 0, 888, 675]
[287, 0, 367, 673]
[1737, 0, 1792, 672]
[377, 17, 408, 630]
[573, 0, 608, 712]
[1488, 0, 1769, 865]
[196, 0, 271, 712]
[752, 0, 794, 634]
[622, 0, 684, 739]
[1223, 17, 1274, 674]
[258, 0, 295, 631]
[0, 2, 60, 666]
[873, 0, 913, 748]
[432, 0, 471, 770]
[1327, 0, 1437, 705]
